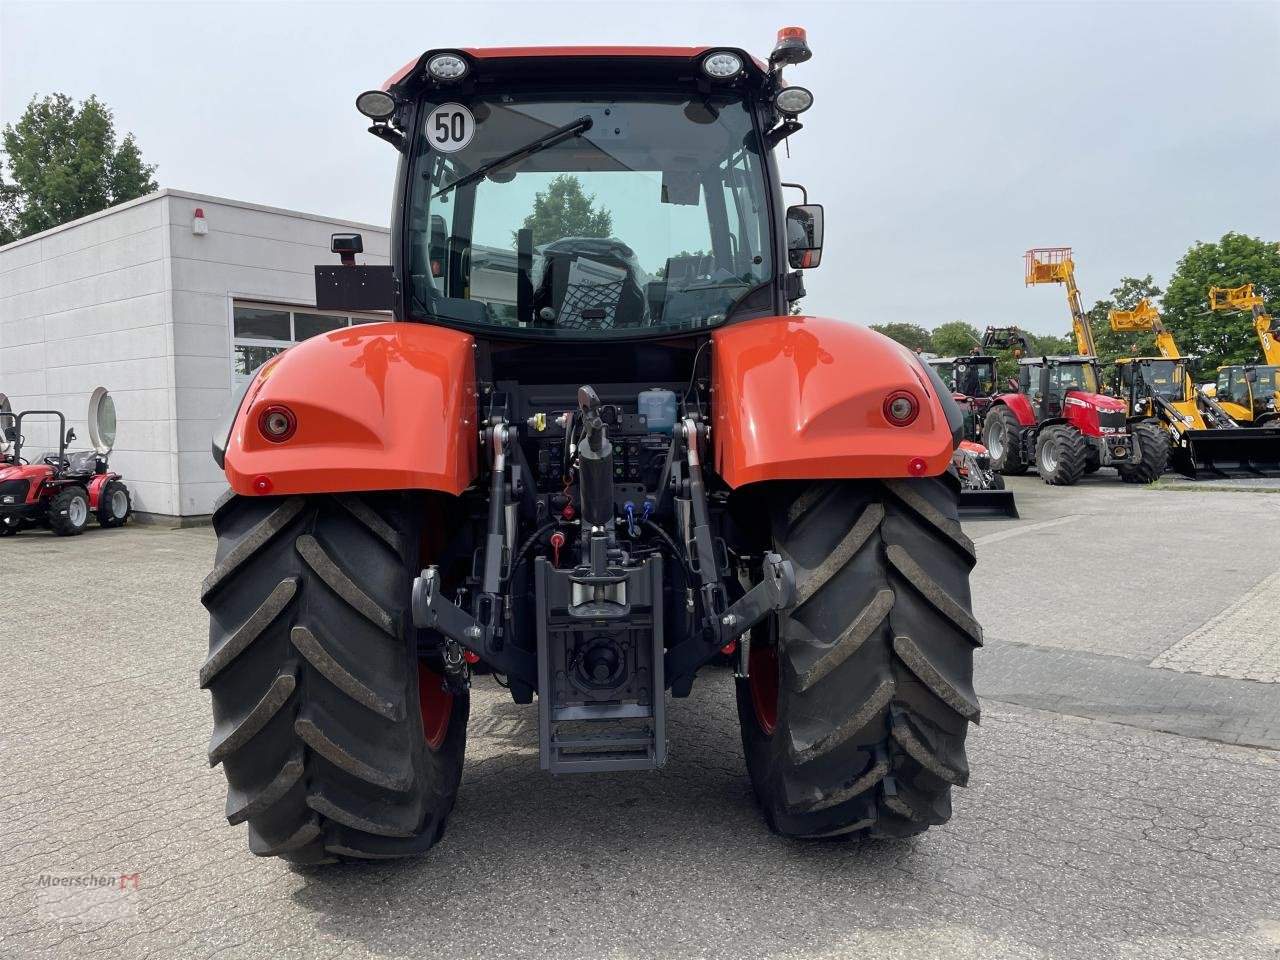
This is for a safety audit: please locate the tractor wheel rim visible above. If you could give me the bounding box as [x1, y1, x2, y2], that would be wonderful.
[68, 497, 88, 526]
[988, 424, 1004, 459]
[417, 662, 453, 751]
[748, 644, 780, 736]
[1041, 443, 1057, 473]
[110, 489, 128, 518]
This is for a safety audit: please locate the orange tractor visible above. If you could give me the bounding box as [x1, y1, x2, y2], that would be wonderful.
[201, 33, 982, 863]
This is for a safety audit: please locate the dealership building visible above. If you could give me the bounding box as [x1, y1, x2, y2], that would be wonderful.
[0, 189, 391, 519]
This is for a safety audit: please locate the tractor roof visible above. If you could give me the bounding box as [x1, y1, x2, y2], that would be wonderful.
[928, 355, 997, 364]
[384, 46, 770, 92]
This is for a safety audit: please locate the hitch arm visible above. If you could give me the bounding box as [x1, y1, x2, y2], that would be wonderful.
[718, 551, 795, 643]
[411, 566, 537, 688]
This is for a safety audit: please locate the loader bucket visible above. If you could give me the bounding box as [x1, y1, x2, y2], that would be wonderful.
[958, 488, 1020, 520]
[1171, 428, 1280, 479]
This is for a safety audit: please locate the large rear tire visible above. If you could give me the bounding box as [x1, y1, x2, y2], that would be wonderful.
[1117, 419, 1169, 484]
[735, 475, 980, 839]
[1035, 425, 1087, 486]
[982, 407, 1028, 475]
[200, 492, 468, 864]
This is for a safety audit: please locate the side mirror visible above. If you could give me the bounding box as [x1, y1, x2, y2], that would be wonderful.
[331, 232, 364, 266]
[786, 203, 824, 269]
[3, 426, 15, 442]
[66, 427, 76, 444]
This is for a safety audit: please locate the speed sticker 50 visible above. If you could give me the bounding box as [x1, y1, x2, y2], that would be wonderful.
[426, 103, 475, 153]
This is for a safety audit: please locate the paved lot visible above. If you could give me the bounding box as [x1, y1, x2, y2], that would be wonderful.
[1, 477, 1278, 960]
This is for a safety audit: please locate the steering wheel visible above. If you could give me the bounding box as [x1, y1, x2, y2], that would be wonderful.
[44, 455, 67, 470]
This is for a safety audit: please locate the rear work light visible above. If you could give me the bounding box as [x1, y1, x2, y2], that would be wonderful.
[774, 86, 814, 116]
[259, 405, 297, 443]
[427, 53, 469, 80]
[883, 391, 920, 426]
[702, 51, 743, 78]
[356, 90, 396, 120]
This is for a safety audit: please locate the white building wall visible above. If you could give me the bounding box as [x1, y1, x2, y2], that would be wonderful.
[0, 194, 177, 514]
[0, 189, 391, 518]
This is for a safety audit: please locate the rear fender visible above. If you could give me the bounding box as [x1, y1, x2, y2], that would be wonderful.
[221, 322, 479, 497]
[710, 315, 959, 487]
[86, 472, 122, 510]
[993, 393, 1036, 426]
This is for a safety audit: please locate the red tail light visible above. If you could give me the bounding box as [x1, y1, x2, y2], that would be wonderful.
[258, 405, 297, 443]
[883, 391, 919, 426]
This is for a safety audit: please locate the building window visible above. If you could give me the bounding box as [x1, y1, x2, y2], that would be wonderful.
[232, 302, 387, 384]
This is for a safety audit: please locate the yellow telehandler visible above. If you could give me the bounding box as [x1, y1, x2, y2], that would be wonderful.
[1207, 284, 1280, 427]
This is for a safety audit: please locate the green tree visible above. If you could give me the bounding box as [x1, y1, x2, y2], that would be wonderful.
[518, 174, 612, 247]
[1085, 275, 1163, 366]
[929, 321, 981, 356]
[0, 93, 157, 243]
[868, 322, 933, 353]
[1162, 232, 1280, 369]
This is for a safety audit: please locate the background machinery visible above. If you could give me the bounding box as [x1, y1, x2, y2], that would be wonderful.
[982, 248, 1165, 484]
[1108, 299, 1280, 478]
[200, 34, 984, 864]
[1208, 284, 1280, 427]
[0, 390, 132, 536]
[925, 352, 1018, 517]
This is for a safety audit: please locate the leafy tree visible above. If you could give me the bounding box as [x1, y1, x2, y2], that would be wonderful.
[0, 93, 157, 243]
[868, 322, 933, 353]
[1085, 275, 1163, 366]
[1162, 232, 1280, 369]
[518, 174, 612, 247]
[929, 321, 981, 356]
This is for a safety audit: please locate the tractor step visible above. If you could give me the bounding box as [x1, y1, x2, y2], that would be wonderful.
[535, 555, 667, 774]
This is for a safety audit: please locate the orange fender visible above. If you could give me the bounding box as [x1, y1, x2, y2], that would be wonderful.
[223, 322, 478, 497]
[711, 315, 957, 487]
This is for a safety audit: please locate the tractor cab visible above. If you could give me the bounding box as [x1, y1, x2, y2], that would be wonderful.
[1114, 357, 1194, 406]
[322, 43, 821, 333]
[1016, 356, 1121, 425]
[1215, 364, 1280, 426]
[928, 355, 999, 399]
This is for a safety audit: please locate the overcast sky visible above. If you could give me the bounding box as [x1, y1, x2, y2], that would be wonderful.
[2, 0, 1277, 335]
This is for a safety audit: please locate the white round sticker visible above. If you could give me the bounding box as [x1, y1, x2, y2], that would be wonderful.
[426, 103, 475, 153]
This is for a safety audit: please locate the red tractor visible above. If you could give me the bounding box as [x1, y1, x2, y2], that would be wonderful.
[0, 401, 132, 536]
[200, 33, 983, 864]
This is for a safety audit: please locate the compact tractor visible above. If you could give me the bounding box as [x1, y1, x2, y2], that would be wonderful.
[1107, 299, 1280, 478]
[200, 34, 983, 864]
[0, 390, 132, 536]
[983, 248, 1167, 485]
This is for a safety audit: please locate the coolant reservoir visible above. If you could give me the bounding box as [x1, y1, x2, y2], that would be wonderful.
[638, 388, 677, 434]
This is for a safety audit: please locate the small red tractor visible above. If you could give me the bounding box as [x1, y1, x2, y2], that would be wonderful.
[982, 250, 1167, 485]
[201, 33, 983, 864]
[0, 396, 132, 536]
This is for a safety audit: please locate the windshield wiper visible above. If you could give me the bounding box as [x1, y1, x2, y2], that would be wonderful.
[433, 115, 594, 198]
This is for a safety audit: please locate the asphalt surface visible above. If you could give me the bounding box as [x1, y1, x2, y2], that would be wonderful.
[1, 475, 1278, 960]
